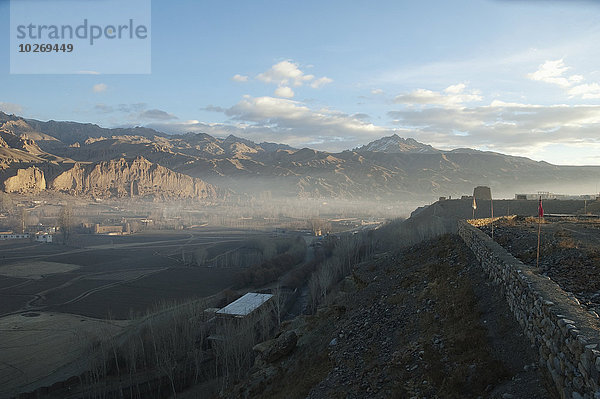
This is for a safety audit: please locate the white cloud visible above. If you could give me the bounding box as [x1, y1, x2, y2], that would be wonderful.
[568, 83, 600, 99]
[394, 84, 482, 107]
[527, 59, 587, 88]
[274, 86, 294, 98]
[310, 76, 333, 88]
[527, 59, 600, 102]
[225, 96, 387, 137]
[146, 95, 393, 151]
[388, 100, 600, 159]
[257, 61, 309, 86]
[0, 102, 23, 114]
[93, 83, 108, 93]
[371, 89, 384, 95]
[232, 74, 249, 82]
[140, 91, 600, 163]
[444, 83, 466, 94]
[256, 60, 331, 90]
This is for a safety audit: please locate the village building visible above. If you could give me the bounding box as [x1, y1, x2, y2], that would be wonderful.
[215, 293, 274, 320]
[0, 232, 30, 240]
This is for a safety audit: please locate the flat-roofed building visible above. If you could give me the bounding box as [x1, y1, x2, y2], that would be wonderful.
[0, 232, 30, 240]
[35, 233, 53, 243]
[216, 293, 273, 319]
[209, 293, 276, 347]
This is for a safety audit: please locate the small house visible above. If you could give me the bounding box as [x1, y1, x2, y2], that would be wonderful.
[216, 293, 274, 320]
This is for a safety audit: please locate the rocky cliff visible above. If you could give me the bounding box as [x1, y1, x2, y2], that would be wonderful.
[50, 157, 218, 200]
[3, 166, 46, 193]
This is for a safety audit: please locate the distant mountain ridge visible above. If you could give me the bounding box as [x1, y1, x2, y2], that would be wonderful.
[1, 111, 599, 201]
[355, 134, 440, 154]
[0, 113, 220, 200]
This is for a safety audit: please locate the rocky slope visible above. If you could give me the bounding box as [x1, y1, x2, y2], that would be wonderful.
[221, 235, 555, 399]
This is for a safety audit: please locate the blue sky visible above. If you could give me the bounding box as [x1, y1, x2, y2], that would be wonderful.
[2, 0, 600, 164]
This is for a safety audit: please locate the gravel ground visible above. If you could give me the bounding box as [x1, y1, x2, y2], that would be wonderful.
[227, 234, 556, 399]
[479, 217, 600, 314]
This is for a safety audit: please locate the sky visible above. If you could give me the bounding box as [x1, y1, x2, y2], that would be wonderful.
[1, 0, 600, 165]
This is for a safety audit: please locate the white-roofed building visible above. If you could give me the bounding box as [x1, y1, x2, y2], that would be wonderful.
[216, 293, 273, 319]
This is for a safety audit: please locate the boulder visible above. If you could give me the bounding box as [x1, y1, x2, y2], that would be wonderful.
[253, 330, 298, 365]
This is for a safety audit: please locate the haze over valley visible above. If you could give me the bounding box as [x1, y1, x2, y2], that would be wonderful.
[4, 0, 600, 397]
[2, 111, 599, 207]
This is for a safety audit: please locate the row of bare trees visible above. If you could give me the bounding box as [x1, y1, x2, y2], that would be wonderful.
[214, 301, 277, 392]
[181, 236, 287, 268]
[80, 299, 211, 398]
[307, 233, 375, 313]
[77, 291, 281, 398]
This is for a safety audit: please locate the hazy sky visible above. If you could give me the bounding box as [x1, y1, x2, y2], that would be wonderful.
[1, 0, 600, 164]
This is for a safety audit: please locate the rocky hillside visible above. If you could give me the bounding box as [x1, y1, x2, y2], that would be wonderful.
[217, 235, 554, 399]
[50, 157, 218, 199]
[2, 111, 600, 200]
[0, 114, 219, 200]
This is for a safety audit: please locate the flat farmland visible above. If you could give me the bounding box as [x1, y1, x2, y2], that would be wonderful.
[0, 227, 268, 396]
[0, 227, 267, 318]
[50, 267, 243, 319]
[0, 312, 128, 398]
[0, 275, 28, 289]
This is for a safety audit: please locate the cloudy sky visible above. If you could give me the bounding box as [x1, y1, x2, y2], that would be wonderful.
[2, 0, 600, 164]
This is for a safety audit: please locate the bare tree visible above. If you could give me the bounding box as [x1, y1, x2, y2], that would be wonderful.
[0, 192, 12, 213]
[19, 207, 26, 234]
[308, 274, 320, 313]
[58, 204, 73, 244]
[272, 283, 283, 326]
[193, 247, 208, 266]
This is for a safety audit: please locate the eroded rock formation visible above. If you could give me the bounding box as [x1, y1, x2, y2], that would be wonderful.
[50, 157, 218, 199]
[3, 166, 46, 193]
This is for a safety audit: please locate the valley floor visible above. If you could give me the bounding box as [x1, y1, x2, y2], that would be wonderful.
[223, 235, 558, 399]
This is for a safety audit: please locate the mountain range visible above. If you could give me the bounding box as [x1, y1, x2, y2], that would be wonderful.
[1, 111, 598, 201]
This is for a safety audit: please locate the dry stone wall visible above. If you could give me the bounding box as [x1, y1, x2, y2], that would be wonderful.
[458, 220, 600, 399]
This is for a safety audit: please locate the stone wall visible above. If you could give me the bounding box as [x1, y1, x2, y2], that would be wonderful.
[458, 220, 600, 399]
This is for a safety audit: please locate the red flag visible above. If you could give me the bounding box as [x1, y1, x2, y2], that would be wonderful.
[538, 197, 544, 218]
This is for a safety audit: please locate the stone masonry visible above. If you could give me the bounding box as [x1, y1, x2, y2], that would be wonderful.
[458, 220, 600, 399]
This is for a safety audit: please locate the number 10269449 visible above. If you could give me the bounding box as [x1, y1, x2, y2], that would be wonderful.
[18, 43, 74, 53]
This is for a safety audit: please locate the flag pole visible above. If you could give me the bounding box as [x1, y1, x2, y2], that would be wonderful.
[491, 197, 494, 240]
[536, 196, 543, 268]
